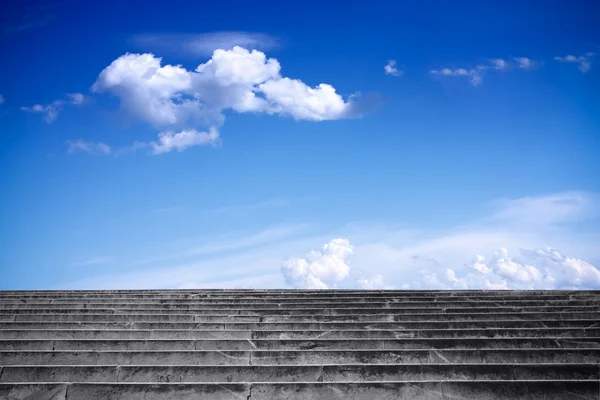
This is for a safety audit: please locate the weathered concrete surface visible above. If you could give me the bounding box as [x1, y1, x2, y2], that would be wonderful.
[1, 289, 599, 399]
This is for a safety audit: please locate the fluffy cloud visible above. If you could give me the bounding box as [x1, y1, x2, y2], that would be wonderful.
[384, 60, 402, 76]
[429, 66, 487, 86]
[21, 93, 86, 123]
[281, 238, 355, 289]
[554, 52, 595, 73]
[93, 47, 365, 149]
[134, 127, 220, 155]
[66, 139, 111, 155]
[414, 247, 600, 290]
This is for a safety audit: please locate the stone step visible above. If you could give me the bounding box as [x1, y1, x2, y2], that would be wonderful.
[2, 318, 596, 331]
[1, 348, 599, 365]
[2, 337, 599, 351]
[2, 306, 599, 314]
[1, 364, 597, 383]
[3, 300, 599, 309]
[3, 289, 597, 295]
[4, 311, 599, 322]
[1, 380, 598, 399]
[1, 327, 596, 340]
[3, 296, 597, 304]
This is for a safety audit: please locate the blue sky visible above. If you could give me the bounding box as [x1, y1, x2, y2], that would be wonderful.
[1, 0, 599, 290]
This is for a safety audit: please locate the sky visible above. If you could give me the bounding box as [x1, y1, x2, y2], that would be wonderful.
[0, 0, 599, 290]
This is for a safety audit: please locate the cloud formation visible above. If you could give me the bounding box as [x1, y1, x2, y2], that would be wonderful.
[21, 93, 86, 123]
[132, 32, 280, 57]
[554, 52, 595, 73]
[513, 57, 536, 70]
[429, 66, 487, 86]
[414, 247, 600, 290]
[93, 47, 368, 153]
[134, 127, 220, 155]
[384, 60, 403, 76]
[281, 238, 355, 289]
[66, 139, 112, 155]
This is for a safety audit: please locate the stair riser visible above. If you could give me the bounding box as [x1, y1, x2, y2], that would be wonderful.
[1, 328, 595, 340]
[1, 319, 597, 330]
[1, 365, 597, 383]
[2, 338, 599, 351]
[1, 381, 598, 400]
[1, 349, 598, 365]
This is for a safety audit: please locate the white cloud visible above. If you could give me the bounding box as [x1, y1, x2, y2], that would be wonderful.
[488, 191, 597, 227]
[414, 247, 600, 290]
[358, 274, 390, 289]
[489, 58, 507, 71]
[21, 93, 86, 123]
[68, 92, 86, 105]
[133, 127, 220, 155]
[554, 52, 595, 73]
[132, 31, 280, 57]
[384, 60, 403, 76]
[93, 46, 365, 135]
[429, 65, 487, 86]
[281, 238, 355, 289]
[66, 139, 112, 155]
[513, 57, 536, 70]
[60, 192, 600, 290]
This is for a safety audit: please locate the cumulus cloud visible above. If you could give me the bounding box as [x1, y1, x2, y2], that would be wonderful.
[554, 52, 595, 73]
[414, 247, 600, 290]
[21, 93, 86, 123]
[134, 127, 220, 155]
[429, 66, 487, 86]
[66, 139, 112, 155]
[281, 238, 355, 289]
[384, 60, 403, 76]
[93, 47, 365, 131]
[132, 31, 280, 57]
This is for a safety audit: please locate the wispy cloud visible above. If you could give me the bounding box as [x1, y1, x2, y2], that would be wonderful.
[513, 57, 537, 70]
[554, 52, 595, 73]
[132, 128, 220, 155]
[73, 257, 114, 267]
[21, 93, 86, 123]
[489, 58, 508, 71]
[133, 223, 310, 267]
[132, 31, 280, 57]
[66, 139, 112, 155]
[384, 60, 403, 76]
[429, 66, 487, 86]
[3, 4, 55, 34]
[213, 198, 292, 216]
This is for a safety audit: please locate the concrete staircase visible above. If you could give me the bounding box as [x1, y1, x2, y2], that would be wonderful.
[0, 290, 599, 399]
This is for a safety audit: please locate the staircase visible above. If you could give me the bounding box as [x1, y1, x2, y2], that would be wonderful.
[0, 290, 599, 399]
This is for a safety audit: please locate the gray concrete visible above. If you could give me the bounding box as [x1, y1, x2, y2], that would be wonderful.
[1, 289, 599, 399]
